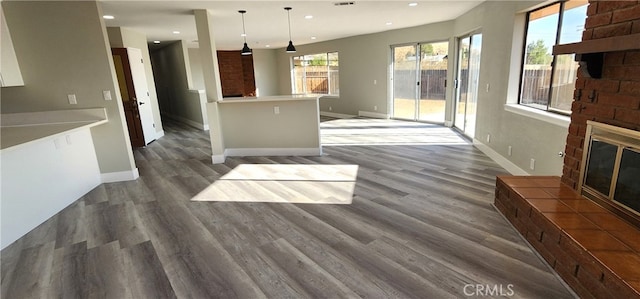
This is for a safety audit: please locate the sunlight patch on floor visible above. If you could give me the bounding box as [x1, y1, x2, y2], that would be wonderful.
[321, 118, 468, 146]
[192, 164, 358, 204]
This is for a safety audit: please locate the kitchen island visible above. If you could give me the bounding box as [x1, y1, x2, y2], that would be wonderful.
[212, 95, 322, 162]
[1, 108, 107, 248]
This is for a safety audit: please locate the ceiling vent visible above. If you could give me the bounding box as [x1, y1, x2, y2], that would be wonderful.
[334, 1, 355, 6]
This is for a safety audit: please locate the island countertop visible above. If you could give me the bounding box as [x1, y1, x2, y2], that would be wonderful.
[0, 108, 108, 152]
[218, 95, 320, 104]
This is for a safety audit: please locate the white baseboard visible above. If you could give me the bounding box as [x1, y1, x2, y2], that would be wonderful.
[154, 130, 165, 140]
[162, 113, 207, 131]
[224, 147, 322, 157]
[473, 139, 529, 175]
[358, 111, 389, 119]
[211, 154, 226, 164]
[320, 111, 355, 119]
[101, 168, 140, 183]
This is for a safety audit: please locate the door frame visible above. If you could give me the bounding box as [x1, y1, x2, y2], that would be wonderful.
[453, 30, 482, 138]
[112, 47, 146, 148]
[390, 40, 449, 124]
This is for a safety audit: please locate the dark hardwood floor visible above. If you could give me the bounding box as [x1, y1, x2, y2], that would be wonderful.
[1, 118, 576, 298]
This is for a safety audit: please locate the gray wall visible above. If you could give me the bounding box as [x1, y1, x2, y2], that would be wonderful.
[1, 0, 136, 174]
[187, 47, 205, 90]
[107, 27, 164, 137]
[269, 0, 568, 175]
[274, 20, 455, 118]
[151, 41, 206, 127]
[252, 49, 279, 97]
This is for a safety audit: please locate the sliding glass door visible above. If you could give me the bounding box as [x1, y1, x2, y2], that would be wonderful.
[392, 41, 448, 123]
[454, 33, 482, 138]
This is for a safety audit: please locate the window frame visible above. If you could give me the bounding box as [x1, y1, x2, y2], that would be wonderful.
[517, 0, 586, 115]
[292, 52, 339, 96]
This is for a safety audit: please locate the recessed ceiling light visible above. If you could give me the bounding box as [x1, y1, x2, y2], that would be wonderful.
[265, 45, 271, 48]
[172, 31, 180, 34]
[241, 33, 247, 37]
[305, 15, 313, 19]
[153, 40, 161, 44]
[386, 22, 393, 26]
[311, 36, 317, 40]
[103, 15, 115, 20]
[409, 2, 418, 7]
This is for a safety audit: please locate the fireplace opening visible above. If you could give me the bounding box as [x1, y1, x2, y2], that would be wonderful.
[579, 121, 640, 228]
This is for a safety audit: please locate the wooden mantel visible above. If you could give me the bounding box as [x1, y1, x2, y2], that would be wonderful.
[552, 33, 640, 79]
[553, 33, 640, 55]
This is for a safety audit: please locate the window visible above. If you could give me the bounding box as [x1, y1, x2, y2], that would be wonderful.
[293, 52, 339, 96]
[519, 0, 587, 114]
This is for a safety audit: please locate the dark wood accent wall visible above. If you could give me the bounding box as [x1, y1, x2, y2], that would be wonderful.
[217, 50, 256, 97]
[561, 0, 640, 190]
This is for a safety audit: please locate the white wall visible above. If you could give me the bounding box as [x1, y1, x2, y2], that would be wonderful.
[1, 128, 101, 248]
[1, 0, 137, 176]
[270, 0, 568, 175]
[107, 27, 164, 138]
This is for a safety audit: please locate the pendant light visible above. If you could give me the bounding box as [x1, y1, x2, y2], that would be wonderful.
[284, 7, 296, 53]
[239, 10, 252, 55]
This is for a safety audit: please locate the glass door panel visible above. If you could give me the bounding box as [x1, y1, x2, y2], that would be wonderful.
[465, 33, 482, 138]
[392, 45, 418, 119]
[454, 33, 481, 138]
[454, 37, 470, 131]
[418, 42, 448, 123]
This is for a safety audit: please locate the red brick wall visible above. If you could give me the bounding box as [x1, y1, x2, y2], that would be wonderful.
[216, 51, 256, 97]
[561, 0, 640, 189]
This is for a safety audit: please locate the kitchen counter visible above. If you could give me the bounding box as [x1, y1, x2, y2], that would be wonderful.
[1, 108, 108, 249]
[1, 108, 108, 151]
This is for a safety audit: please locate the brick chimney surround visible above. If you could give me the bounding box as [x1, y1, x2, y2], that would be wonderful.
[494, 1, 640, 298]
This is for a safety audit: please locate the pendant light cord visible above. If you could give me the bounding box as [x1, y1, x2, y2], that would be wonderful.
[240, 11, 248, 43]
[286, 7, 292, 41]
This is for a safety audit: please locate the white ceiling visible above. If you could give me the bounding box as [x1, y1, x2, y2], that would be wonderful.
[100, 0, 484, 51]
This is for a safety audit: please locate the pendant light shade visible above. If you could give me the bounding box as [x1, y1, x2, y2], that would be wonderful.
[241, 43, 252, 56]
[286, 41, 296, 53]
[238, 10, 252, 55]
[284, 7, 296, 53]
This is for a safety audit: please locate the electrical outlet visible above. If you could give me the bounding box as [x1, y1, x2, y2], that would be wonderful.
[329, 106, 332, 111]
[486, 83, 490, 92]
[373, 79, 377, 85]
[68, 94, 77, 105]
[374, 105, 378, 111]
[530, 158, 535, 170]
[486, 134, 491, 143]
[103, 90, 112, 101]
[508, 145, 512, 156]
[274, 106, 280, 114]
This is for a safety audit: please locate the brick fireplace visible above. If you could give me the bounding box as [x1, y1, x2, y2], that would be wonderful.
[495, 1, 640, 298]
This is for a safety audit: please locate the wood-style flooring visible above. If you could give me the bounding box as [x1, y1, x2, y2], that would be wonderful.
[1, 118, 576, 298]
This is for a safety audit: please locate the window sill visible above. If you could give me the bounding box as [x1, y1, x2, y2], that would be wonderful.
[504, 104, 570, 128]
[318, 95, 340, 99]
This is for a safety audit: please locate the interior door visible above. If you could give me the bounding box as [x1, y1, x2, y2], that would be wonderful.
[112, 48, 145, 148]
[126, 48, 156, 145]
[454, 33, 482, 138]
